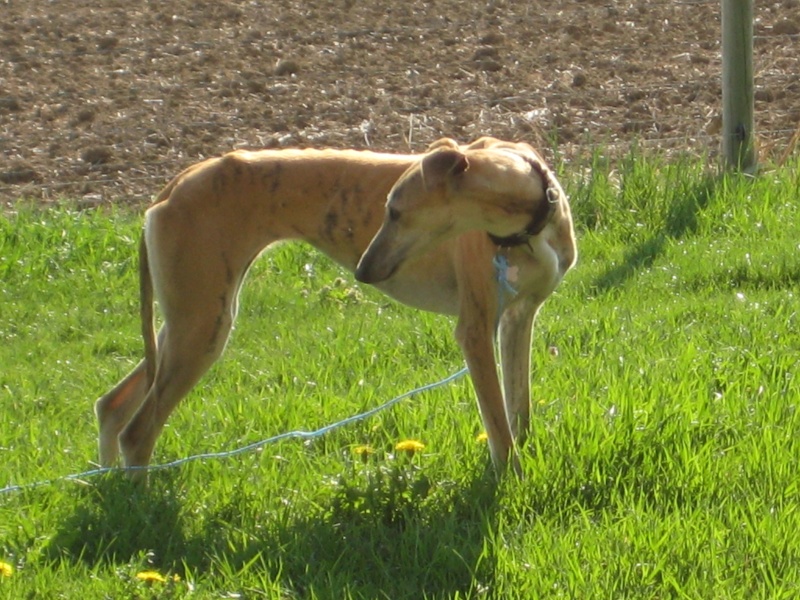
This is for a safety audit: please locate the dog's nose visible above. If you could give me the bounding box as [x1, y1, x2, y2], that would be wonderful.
[354, 256, 384, 283]
[355, 255, 397, 284]
[354, 260, 372, 283]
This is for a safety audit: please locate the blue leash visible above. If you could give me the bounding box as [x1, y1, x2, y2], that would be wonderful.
[1, 255, 518, 496]
[493, 254, 518, 297]
[0, 366, 469, 495]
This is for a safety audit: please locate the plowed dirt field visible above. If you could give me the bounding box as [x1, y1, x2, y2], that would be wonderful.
[2, 0, 798, 205]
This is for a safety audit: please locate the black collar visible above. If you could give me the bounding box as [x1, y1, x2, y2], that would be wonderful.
[488, 223, 541, 248]
[488, 159, 558, 248]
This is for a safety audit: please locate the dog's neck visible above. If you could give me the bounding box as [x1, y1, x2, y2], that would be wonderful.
[488, 157, 558, 248]
[487, 220, 542, 248]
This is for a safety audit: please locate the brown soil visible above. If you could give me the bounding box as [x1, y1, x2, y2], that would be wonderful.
[1, 0, 798, 206]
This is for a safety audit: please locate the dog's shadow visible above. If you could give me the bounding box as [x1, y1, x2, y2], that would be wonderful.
[45, 473, 191, 566]
[48, 463, 502, 597]
[590, 172, 718, 294]
[239, 463, 502, 597]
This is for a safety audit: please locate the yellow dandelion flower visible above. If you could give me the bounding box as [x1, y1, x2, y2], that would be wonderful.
[136, 571, 167, 583]
[475, 432, 489, 443]
[353, 445, 375, 462]
[395, 439, 425, 453]
[136, 570, 181, 583]
[0, 561, 13, 577]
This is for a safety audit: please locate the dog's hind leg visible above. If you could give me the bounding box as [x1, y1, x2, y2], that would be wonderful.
[95, 315, 226, 473]
[117, 310, 234, 478]
[95, 232, 162, 467]
[95, 360, 149, 467]
[115, 197, 261, 479]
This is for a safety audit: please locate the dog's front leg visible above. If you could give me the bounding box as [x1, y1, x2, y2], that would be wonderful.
[454, 240, 520, 475]
[457, 319, 519, 474]
[498, 296, 541, 446]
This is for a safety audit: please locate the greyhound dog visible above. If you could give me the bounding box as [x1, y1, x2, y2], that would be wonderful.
[94, 137, 576, 479]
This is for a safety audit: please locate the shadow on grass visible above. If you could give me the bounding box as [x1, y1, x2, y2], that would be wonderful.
[45, 472, 193, 569]
[221, 462, 503, 598]
[47, 462, 502, 598]
[591, 174, 718, 294]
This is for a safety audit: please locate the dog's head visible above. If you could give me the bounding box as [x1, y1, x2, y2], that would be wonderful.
[355, 139, 563, 284]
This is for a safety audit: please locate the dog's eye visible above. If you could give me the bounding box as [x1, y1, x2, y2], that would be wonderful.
[387, 207, 401, 222]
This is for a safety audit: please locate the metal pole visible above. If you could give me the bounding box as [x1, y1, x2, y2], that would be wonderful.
[721, 0, 756, 172]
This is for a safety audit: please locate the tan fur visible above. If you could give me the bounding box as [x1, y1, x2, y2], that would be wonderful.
[95, 137, 576, 479]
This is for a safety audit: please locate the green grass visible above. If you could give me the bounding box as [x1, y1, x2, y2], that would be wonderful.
[1, 154, 799, 598]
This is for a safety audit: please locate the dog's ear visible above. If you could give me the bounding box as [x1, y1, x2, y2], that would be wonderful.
[421, 148, 469, 188]
[427, 137, 460, 152]
[463, 136, 500, 150]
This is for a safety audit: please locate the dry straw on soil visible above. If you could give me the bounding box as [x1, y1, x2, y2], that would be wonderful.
[1, 0, 798, 204]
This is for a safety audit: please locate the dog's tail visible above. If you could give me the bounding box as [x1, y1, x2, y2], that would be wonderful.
[138, 173, 182, 390]
[139, 231, 157, 389]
